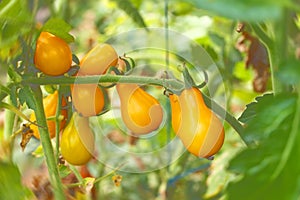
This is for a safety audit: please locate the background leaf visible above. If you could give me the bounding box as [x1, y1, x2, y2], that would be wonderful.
[226, 93, 300, 200]
[0, 0, 31, 49]
[112, 0, 148, 29]
[0, 162, 33, 200]
[185, 0, 287, 22]
[277, 59, 300, 85]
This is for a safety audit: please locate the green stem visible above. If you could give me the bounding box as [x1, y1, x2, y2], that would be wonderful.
[55, 88, 63, 162]
[69, 165, 84, 183]
[94, 162, 126, 184]
[23, 74, 246, 144]
[202, 94, 248, 145]
[22, 74, 184, 91]
[31, 86, 66, 200]
[3, 100, 15, 161]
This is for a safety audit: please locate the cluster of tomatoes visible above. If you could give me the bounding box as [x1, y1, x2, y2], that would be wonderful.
[32, 31, 225, 166]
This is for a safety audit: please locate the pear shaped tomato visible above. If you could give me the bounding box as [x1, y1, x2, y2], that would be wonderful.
[71, 84, 105, 117]
[116, 83, 163, 135]
[79, 43, 118, 75]
[60, 114, 94, 165]
[34, 31, 72, 76]
[30, 91, 67, 139]
[169, 87, 224, 158]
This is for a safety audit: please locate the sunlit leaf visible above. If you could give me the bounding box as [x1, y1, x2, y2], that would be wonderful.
[0, 0, 32, 49]
[112, 0, 147, 29]
[42, 18, 74, 43]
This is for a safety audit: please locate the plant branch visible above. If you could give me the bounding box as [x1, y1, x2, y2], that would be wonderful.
[23, 74, 183, 90]
[31, 86, 66, 200]
[23, 74, 246, 144]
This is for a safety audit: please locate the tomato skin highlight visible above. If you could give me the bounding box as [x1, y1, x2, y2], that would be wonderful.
[79, 43, 118, 75]
[169, 87, 225, 158]
[71, 84, 105, 117]
[30, 91, 67, 139]
[34, 31, 72, 76]
[60, 114, 94, 166]
[116, 83, 164, 135]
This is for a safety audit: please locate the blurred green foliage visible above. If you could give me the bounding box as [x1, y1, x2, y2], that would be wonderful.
[0, 0, 300, 199]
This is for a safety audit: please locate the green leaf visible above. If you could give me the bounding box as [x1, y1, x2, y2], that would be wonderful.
[0, 0, 32, 49]
[0, 84, 10, 101]
[277, 59, 300, 85]
[185, 0, 287, 22]
[42, 18, 74, 43]
[9, 85, 18, 107]
[7, 65, 22, 83]
[238, 93, 273, 124]
[112, 0, 148, 29]
[0, 161, 33, 200]
[226, 93, 300, 200]
[19, 85, 36, 110]
[59, 165, 71, 178]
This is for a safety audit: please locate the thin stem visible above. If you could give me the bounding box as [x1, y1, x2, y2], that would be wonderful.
[31, 86, 66, 200]
[69, 165, 84, 183]
[55, 88, 63, 162]
[250, 24, 273, 47]
[94, 162, 126, 184]
[164, 0, 169, 70]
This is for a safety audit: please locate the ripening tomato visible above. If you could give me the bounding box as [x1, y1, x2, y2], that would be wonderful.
[34, 31, 72, 76]
[30, 91, 67, 139]
[79, 43, 118, 75]
[169, 87, 225, 158]
[116, 83, 163, 135]
[60, 114, 94, 165]
[71, 84, 105, 117]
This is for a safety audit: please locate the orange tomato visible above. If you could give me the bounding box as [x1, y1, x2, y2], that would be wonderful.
[169, 87, 225, 158]
[79, 43, 118, 75]
[116, 83, 163, 135]
[71, 84, 105, 117]
[60, 114, 94, 165]
[30, 91, 67, 139]
[34, 31, 72, 76]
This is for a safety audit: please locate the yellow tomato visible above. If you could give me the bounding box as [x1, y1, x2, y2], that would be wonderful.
[116, 83, 163, 135]
[169, 87, 225, 158]
[71, 84, 105, 117]
[34, 31, 72, 76]
[79, 43, 118, 75]
[60, 114, 94, 165]
[30, 91, 67, 139]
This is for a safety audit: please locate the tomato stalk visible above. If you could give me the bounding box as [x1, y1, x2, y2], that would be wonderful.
[22, 74, 248, 145]
[22, 74, 184, 91]
[31, 86, 66, 200]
